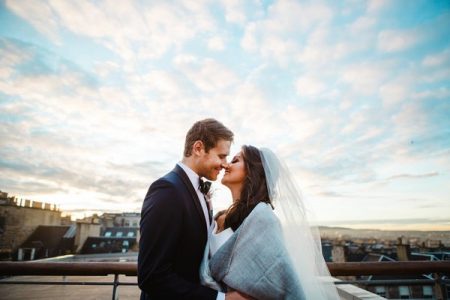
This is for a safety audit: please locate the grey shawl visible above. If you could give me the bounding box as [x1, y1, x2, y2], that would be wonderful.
[200, 203, 305, 300]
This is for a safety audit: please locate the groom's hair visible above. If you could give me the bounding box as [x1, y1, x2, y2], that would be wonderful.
[184, 118, 234, 157]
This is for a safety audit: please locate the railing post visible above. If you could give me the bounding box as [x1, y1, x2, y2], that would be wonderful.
[112, 274, 119, 300]
[434, 273, 447, 300]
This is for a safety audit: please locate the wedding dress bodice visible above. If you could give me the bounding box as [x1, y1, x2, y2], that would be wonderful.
[209, 221, 234, 257]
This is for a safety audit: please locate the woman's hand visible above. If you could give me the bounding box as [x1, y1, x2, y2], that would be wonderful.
[214, 210, 227, 233]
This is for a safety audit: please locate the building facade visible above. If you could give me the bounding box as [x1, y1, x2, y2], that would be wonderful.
[0, 191, 62, 260]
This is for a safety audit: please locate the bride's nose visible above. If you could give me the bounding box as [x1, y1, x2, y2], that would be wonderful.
[221, 163, 230, 169]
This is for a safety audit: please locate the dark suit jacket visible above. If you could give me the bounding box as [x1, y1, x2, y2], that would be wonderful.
[138, 165, 218, 300]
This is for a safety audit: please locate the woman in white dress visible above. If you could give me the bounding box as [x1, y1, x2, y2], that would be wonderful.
[200, 145, 340, 300]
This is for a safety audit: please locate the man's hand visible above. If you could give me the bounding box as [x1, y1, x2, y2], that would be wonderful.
[225, 290, 254, 300]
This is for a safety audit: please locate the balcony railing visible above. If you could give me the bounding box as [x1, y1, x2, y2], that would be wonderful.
[0, 261, 449, 299]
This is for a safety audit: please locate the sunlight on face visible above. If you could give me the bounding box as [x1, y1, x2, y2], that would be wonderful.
[199, 139, 231, 181]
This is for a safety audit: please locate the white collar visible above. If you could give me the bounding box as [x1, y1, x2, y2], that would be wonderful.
[177, 161, 200, 191]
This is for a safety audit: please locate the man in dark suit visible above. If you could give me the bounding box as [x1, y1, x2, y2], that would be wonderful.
[138, 119, 250, 300]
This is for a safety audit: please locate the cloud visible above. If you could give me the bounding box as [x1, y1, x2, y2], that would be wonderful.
[422, 48, 450, 67]
[94, 61, 120, 78]
[341, 61, 391, 95]
[295, 75, 327, 97]
[174, 56, 238, 93]
[349, 16, 376, 34]
[5, 0, 61, 42]
[141, 70, 186, 98]
[0, 38, 186, 211]
[297, 25, 369, 67]
[391, 102, 430, 139]
[267, 1, 333, 33]
[355, 127, 384, 143]
[220, 0, 248, 25]
[326, 217, 448, 226]
[379, 79, 411, 107]
[0, 38, 32, 65]
[412, 88, 450, 100]
[316, 191, 347, 198]
[207, 36, 225, 51]
[386, 172, 439, 181]
[241, 1, 333, 65]
[366, 0, 390, 14]
[5, 0, 218, 63]
[377, 29, 422, 53]
[377, 11, 449, 55]
[340, 110, 371, 135]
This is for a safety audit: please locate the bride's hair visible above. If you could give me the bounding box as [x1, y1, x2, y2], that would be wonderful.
[224, 145, 273, 231]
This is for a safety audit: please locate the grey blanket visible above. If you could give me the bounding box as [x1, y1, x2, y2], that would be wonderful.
[200, 203, 305, 300]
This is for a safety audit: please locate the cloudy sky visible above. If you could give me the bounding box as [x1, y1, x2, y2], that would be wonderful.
[0, 0, 449, 230]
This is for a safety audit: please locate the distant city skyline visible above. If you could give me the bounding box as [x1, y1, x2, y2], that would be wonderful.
[0, 1, 449, 230]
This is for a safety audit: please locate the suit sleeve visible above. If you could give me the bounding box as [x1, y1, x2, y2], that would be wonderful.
[138, 179, 218, 300]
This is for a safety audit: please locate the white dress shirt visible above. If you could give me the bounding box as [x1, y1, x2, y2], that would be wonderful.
[176, 162, 225, 300]
[177, 162, 211, 232]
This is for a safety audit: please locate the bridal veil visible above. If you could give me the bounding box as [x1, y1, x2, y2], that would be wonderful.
[259, 148, 340, 299]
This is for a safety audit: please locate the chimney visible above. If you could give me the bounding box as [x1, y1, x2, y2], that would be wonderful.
[74, 221, 100, 253]
[332, 245, 347, 263]
[397, 237, 411, 261]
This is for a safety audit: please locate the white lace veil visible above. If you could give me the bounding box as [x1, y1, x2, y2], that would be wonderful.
[259, 148, 340, 299]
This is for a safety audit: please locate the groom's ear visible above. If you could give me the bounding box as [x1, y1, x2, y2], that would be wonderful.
[192, 140, 205, 156]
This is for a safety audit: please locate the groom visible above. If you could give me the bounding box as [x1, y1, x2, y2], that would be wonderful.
[138, 119, 250, 300]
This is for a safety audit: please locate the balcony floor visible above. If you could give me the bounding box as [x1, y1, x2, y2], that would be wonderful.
[0, 275, 140, 300]
[0, 275, 386, 300]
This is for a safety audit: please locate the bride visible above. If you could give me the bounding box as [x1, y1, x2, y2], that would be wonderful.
[200, 145, 340, 300]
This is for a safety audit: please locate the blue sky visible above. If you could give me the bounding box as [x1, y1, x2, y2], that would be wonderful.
[0, 0, 449, 230]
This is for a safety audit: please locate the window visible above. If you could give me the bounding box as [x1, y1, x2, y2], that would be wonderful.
[375, 286, 386, 297]
[423, 286, 433, 299]
[122, 240, 129, 253]
[399, 286, 410, 299]
[92, 244, 97, 248]
[104, 231, 112, 237]
[0, 216, 6, 234]
[127, 232, 134, 237]
[116, 231, 123, 237]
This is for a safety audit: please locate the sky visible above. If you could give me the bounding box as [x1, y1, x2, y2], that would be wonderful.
[0, 0, 449, 230]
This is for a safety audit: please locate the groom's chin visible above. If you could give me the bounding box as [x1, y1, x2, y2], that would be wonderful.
[205, 170, 221, 181]
[206, 174, 218, 181]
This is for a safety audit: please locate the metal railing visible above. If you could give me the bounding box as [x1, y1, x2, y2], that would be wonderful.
[0, 262, 136, 300]
[329, 261, 450, 300]
[0, 261, 449, 299]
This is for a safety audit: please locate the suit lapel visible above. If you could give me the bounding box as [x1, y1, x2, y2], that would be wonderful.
[172, 165, 208, 229]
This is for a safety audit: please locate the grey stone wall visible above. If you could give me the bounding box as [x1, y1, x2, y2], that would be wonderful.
[0, 205, 61, 253]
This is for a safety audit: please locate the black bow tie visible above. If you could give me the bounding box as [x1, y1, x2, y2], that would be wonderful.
[199, 178, 211, 195]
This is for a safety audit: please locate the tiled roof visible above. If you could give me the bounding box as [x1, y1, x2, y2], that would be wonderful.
[21, 226, 71, 249]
